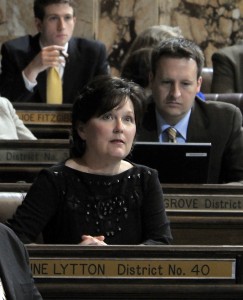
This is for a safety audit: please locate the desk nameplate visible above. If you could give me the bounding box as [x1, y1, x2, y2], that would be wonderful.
[30, 258, 235, 280]
[17, 111, 71, 125]
[164, 194, 243, 212]
[0, 149, 69, 163]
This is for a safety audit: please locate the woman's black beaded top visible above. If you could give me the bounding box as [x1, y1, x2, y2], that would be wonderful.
[7, 162, 172, 245]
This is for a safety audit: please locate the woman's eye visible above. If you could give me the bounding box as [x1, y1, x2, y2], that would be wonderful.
[102, 113, 112, 120]
[124, 116, 134, 123]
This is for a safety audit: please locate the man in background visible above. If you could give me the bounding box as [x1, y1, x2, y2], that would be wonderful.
[0, 0, 109, 103]
[211, 40, 243, 93]
[138, 38, 243, 184]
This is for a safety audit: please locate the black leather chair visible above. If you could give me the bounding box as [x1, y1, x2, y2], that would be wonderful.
[0, 192, 25, 222]
[201, 68, 213, 94]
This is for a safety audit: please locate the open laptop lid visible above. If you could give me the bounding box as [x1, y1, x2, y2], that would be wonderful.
[128, 142, 212, 184]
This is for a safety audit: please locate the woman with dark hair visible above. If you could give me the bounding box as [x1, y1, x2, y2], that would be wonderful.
[6, 75, 172, 246]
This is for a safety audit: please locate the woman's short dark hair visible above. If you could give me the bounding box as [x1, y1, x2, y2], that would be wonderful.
[151, 38, 205, 79]
[70, 75, 146, 157]
[34, 0, 75, 20]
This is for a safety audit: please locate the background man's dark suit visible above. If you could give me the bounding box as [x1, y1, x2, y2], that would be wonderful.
[211, 43, 243, 93]
[138, 98, 243, 184]
[0, 223, 42, 300]
[0, 33, 109, 103]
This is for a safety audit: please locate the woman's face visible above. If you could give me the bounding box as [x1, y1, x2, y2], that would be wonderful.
[78, 98, 136, 162]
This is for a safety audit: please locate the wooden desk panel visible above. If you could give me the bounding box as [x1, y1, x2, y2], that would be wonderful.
[27, 245, 243, 299]
[14, 103, 72, 139]
[0, 140, 69, 182]
[1, 181, 243, 245]
[14, 103, 72, 125]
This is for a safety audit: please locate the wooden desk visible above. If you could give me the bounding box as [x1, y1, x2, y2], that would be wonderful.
[14, 103, 72, 139]
[1, 182, 243, 245]
[163, 184, 243, 245]
[0, 182, 30, 192]
[0, 139, 69, 182]
[27, 245, 243, 299]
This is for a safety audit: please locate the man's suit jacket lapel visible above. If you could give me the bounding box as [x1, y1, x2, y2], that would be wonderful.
[187, 99, 211, 143]
[139, 98, 211, 143]
[36, 71, 46, 102]
[63, 38, 77, 102]
[138, 102, 158, 141]
[30, 34, 47, 102]
[63, 38, 86, 103]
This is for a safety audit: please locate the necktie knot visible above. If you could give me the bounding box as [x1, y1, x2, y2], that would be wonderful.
[166, 127, 177, 143]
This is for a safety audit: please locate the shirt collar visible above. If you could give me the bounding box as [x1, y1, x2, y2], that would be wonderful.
[156, 108, 191, 141]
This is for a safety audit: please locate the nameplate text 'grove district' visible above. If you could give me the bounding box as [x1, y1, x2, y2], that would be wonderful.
[164, 194, 243, 212]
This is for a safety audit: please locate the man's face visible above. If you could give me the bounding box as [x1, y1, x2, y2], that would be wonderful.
[150, 56, 202, 125]
[36, 3, 76, 46]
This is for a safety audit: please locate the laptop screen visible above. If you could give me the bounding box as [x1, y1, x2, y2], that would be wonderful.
[128, 142, 212, 183]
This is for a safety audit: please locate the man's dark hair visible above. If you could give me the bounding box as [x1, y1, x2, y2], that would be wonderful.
[34, 0, 75, 20]
[151, 38, 205, 79]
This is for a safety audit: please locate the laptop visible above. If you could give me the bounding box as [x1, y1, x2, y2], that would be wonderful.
[128, 142, 212, 183]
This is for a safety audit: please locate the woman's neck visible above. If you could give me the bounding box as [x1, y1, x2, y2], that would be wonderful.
[66, 155, 133, 176]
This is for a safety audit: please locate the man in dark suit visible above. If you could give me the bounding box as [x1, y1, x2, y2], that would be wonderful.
[0, 0, 109, 103]
[138, 38, 243, 184]
[0, 223, 42, 299]
[211, 41, 243, 93]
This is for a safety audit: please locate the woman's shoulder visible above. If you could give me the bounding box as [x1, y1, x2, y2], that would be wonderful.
[44, 161, 158, 181]
[128, 162, 159, 177]
[39, 162, 70, 180]
[36, 162, 81, 190]
[46, 162, 66, 172]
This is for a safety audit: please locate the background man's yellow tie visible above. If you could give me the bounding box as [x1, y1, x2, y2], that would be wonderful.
[166, 127, 177, 143]
[46, 67, 63, 104]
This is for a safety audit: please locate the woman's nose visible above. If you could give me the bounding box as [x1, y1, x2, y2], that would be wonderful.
[113, 119, 124, 132]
